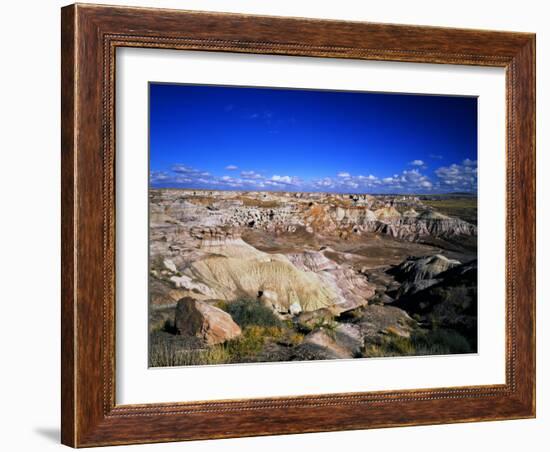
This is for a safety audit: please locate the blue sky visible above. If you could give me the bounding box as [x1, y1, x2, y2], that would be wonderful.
[150, 83, 477, 193]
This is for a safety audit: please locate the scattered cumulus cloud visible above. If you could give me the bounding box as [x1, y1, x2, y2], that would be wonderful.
[150, 169, 193, 185]
[271, 175, 292, 183]
[410, 160, 425, 166]
[151, 159, 476, 193]
[152, 163, 305, 190]
[271, 175, 302, 185]
[168, 165, 213, 180]
[434, 159, 477, 191]
[357, 174, 378, 181]
[240, 170, 263, 179]
[150, 171, 171, 183]
[312, 168, 437, 193]
[172, 164, 196, 174]
[315, 177, 334, 188]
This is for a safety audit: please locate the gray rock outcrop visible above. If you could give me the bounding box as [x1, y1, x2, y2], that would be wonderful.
[389, 254, 461, 282]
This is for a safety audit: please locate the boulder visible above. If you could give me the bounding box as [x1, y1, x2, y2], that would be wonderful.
[334, 323, 363, 356]
[295, 323, 363, 359]
[289, 301, 303, 316]
[174, 297, 241, 345]
[297, 328, 353, 359]
[295, 308, 334, 331]
[357, 305, 416, 339]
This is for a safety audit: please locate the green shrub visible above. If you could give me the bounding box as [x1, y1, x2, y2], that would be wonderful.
[224, 326, 270, 361]
[223, 299, 282, 328]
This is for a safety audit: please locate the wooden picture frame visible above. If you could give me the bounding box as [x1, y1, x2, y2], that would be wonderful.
[61, 3, 535, 447]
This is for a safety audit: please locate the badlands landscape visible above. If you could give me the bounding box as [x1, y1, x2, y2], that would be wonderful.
[149, 189, 478, 366]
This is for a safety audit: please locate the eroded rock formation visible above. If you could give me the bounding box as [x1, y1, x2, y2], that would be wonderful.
[149, 189, 478, 365]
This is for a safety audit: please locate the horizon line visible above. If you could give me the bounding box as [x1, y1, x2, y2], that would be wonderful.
[149, 186, 477, 196]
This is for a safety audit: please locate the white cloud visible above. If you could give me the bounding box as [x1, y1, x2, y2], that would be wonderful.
[240, 170, 263, 179]
[152, 159, 473, 193]
[420, 180, 433, 189]
[352, 168, 434, 192]
[410, 160, 425, 166]
[151, 172, 194, 185]
[313, 177, 335, 188]
[435, 161, 477, 191]
[270, 175, 292, 184]
[197, 178, 218, 185]
[172, 164, 196, 174]
[264, 175, 303, 187]
[170, 165, 212, 179]
[152, 163, 306, 190]
[169, 165, 213, 183]
[271, 175, 291, 183]
[225, 165, 238, 170]
[150, 171, 170, 182]
[265, 180, 284, 188]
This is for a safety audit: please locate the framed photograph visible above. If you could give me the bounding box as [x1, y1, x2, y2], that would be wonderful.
[61, 4, 536, 447]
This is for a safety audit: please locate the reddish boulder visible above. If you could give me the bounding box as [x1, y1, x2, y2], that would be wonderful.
[175, 297, 241, 345]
